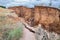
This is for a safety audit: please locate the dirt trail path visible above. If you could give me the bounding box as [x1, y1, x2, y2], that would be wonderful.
[20, 27, 36, 40]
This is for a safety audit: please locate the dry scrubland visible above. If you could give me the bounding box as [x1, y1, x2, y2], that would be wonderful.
[0, 6, 60, 40]
[0, 7, 24, 40]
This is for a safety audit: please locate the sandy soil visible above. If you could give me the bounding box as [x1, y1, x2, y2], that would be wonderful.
[20, 27, 36, 40]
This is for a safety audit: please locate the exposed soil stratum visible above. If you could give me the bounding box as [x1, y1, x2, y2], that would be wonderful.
[9, 6, 60, 34]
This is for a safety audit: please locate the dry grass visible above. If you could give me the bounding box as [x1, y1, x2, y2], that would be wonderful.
[0, 7, 24, 40]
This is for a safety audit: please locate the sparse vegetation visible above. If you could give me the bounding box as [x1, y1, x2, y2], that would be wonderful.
[0, 8, 23, 40]
[7, 27, 23, 40]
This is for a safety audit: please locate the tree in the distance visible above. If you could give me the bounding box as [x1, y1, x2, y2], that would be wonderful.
[0, 6, 6, 8]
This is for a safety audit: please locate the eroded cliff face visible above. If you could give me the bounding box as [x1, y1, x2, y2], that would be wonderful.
[8, 6, 60, 40]
[8, 6, 60, 34]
